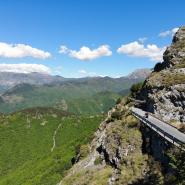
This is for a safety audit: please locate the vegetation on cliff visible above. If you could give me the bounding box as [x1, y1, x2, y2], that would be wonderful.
[60, 93, 164, 185]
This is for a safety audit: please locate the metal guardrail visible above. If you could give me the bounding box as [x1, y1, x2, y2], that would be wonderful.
[131, 110, 185, 149]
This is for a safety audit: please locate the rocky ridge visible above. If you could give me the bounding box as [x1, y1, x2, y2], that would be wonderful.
[60, 100, 163, 185]
[139, 26, 185, 125]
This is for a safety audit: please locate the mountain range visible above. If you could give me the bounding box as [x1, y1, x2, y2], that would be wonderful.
[0, 68, 151, 92]
[0, 69, 151, 114]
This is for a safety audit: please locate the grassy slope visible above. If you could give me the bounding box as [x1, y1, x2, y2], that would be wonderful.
[61, 97, 164, 185]
[66, 91, 121, 114]
[0, 108, 104, 185]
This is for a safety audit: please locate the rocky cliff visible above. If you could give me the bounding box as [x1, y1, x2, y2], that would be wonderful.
[59, 99, 163, 185]
[138, 27, 185, 126]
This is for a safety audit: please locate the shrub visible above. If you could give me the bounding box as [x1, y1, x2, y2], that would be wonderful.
[94, 156, 102, 165]
[116, 98, 122, 104]
[126, 115, 139, 128]
[154, 62, 163, 72]
[167, 149, 185, 184]
[179, 124, 185, 133]
[130, 82, 144, 98]
[79, 144, 89, 159]
[111, 110, 122, 120]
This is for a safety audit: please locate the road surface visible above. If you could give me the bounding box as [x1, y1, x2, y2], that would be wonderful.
[131, 107, 185, 148]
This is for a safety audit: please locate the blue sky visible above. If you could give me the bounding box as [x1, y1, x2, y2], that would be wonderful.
[0, 0, 184, 77]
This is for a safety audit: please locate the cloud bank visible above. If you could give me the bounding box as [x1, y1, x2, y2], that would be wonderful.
[78, 69, 98, 76]
[77, 69, 107, 77]
[159, 27, 179, 37]
[59, 45, 112, 61]
[0, 64, 51, 74]
[0, 42, 51, 59]
[117, 41, 166, 62]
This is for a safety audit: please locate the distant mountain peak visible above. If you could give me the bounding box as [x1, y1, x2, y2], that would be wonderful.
[127, 68, 151, 79]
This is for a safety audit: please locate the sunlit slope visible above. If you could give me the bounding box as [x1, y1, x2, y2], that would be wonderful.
[0, 107, 103, 185]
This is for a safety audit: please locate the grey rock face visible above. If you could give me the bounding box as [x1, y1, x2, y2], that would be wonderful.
[173, 27, 185, 43]
[148, 85, 185, 122]
[139, 26, 185, 124]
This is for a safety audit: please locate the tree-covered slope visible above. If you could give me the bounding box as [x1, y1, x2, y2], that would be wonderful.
[0, 107, 104, 185]
[0, 78, 137, 114]
[0, 83, 123, 114]
[0, 69, 150, 114]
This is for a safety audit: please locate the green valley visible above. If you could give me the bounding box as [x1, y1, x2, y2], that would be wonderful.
[0, 76, 143, 114]
[0, 107, 104, 185]
[0, 70, 149, 184]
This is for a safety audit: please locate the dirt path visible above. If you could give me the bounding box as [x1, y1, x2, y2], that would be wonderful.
[51, 123, 62, 152]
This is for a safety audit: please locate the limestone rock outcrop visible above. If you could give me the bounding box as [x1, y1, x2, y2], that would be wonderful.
[138, 26, 185, 124]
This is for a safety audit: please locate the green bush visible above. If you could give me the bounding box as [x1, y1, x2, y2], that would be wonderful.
[126, 115, 139, 128]
[116, 98, 122, 104]
[79, 145, 89, 159]
[111, 110, 122, 120]
[167, 149, 185, 184]
[94, 156, 102, 165]
[154, 62, 163, 72]
[130, 82, 144, 98]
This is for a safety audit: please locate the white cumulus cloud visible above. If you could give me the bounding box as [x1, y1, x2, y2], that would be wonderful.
[78, 69, 99, 77]
[117, 41, 166, 62]
[78, 69, 88, 74]
[138, 37, 147, 44]
[59, 45, 112, 61]
[159, 27, 179, 37]
[0, 42, 51, 59]
[53, 66, 63, 75]
[0, 63, 51, 74]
